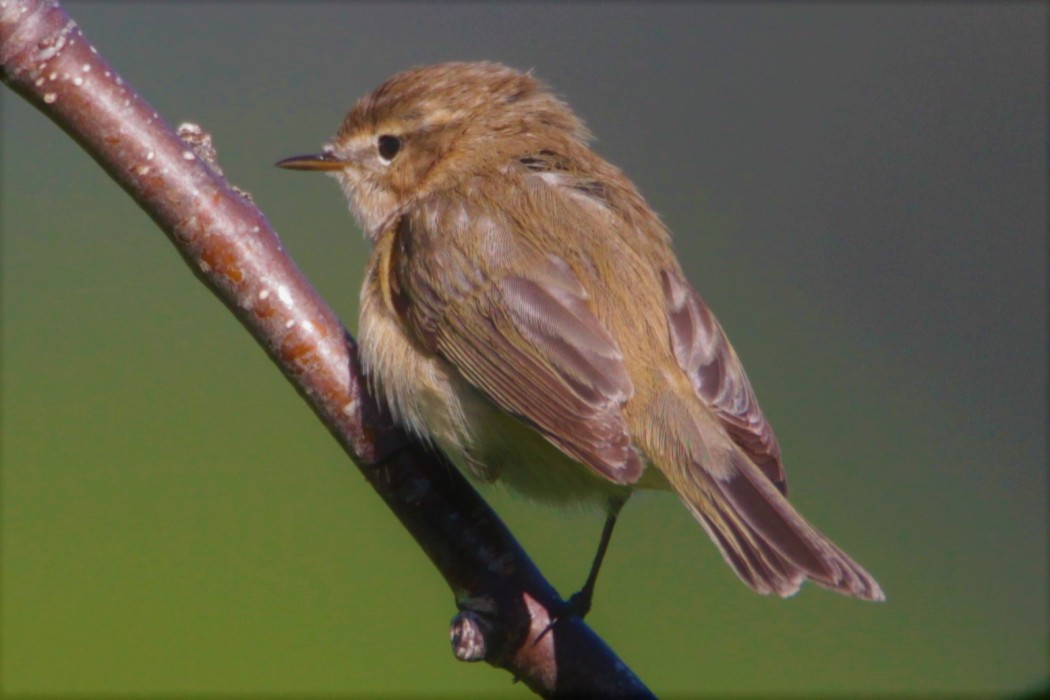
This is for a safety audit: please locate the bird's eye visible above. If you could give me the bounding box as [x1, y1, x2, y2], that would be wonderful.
[377, 135, 402, 163]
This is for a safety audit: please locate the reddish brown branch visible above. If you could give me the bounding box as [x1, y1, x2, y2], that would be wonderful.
[1, 1, 651, 696]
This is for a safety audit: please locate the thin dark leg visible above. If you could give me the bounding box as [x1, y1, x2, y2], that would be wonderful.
[535, 495, 630, 642]
[565, 494, 629, 619]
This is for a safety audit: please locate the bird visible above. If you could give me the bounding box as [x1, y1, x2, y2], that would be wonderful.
[277, 61, 884, 615]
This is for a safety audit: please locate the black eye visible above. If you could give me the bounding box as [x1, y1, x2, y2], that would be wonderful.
[377, 134, 401, 162]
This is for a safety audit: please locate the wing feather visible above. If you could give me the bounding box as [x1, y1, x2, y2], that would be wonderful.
[394, 198, 643, 485]
[661, 269, 787, 492]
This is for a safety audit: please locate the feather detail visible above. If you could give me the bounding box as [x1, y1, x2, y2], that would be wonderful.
[648, 391, 884, 600]
[390, 195, 643, 485]
[661, 269, 787, 492]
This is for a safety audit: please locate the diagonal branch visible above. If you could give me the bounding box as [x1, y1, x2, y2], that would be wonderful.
[1, 0, 652, 697]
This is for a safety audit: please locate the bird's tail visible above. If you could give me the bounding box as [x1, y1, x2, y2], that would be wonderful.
[650, 395, 884, 601]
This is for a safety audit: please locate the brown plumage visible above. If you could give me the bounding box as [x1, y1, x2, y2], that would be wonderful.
[278, 61, 884, 604]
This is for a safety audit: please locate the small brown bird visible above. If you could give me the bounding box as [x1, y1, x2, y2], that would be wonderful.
[278, 62, 883, 612]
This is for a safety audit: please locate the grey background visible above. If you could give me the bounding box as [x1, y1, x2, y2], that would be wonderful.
[3, 2, 1046, 696]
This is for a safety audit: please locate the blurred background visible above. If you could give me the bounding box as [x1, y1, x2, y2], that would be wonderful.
[2, 2, 1045, 697]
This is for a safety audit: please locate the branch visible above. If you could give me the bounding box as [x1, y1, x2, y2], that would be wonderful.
[1, 1, 652, 697]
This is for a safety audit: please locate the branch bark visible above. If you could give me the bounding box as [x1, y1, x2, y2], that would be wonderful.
[1, 1, 652, 696]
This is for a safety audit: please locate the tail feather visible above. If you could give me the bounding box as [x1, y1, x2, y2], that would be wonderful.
[685, 495, 805, 597]
[711, 450, 884, 601]
[651, 395, 884, 601]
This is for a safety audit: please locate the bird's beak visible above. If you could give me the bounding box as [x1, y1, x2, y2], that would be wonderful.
[275, 151, 349, 172]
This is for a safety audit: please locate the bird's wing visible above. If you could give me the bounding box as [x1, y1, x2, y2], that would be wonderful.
[660, 269, 787, 492]
[388, 197, 643, 485]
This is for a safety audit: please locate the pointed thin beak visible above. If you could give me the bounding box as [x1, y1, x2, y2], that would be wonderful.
[275, 152, 349, 172]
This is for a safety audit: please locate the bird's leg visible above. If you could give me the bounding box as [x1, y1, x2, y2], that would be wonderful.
[535, 494, 630, 643]
[561, 493, 629, 620]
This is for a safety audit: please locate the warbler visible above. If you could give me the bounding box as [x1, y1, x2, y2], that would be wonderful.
[278, 62, 883, 613]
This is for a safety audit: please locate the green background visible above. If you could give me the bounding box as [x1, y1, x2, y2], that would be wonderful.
[2, 2, 1045, 697]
